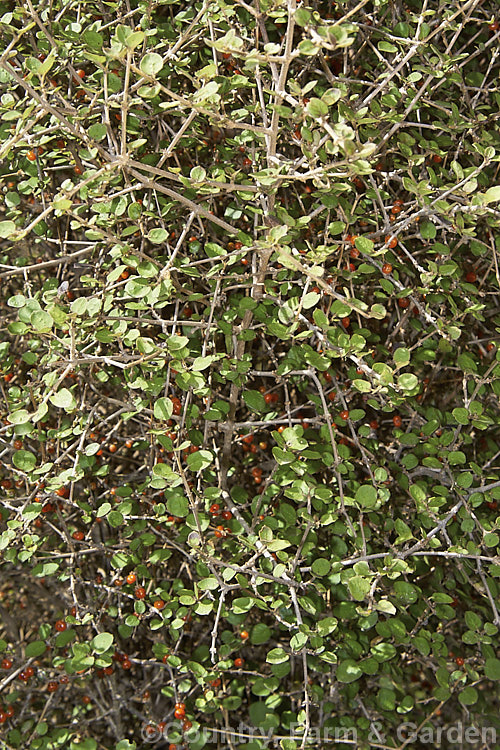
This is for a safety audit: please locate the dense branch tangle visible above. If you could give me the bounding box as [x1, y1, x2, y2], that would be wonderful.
[0, 0, 499, 748]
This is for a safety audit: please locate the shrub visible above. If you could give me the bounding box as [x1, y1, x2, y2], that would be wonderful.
[0, 0, 500, 748]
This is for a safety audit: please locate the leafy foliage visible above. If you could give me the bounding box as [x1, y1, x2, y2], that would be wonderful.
[0, 0, 500, 747]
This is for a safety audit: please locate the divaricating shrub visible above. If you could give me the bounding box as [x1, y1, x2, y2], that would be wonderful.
[0, 0, 500, 748]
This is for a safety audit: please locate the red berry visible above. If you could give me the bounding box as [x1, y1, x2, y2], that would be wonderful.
[339, 410, 349, 420]
[465, 271, 476, 283]
[126, 572, 137, 585]
[398, 298, 409, 309]
[182, 719, 193, 731]
[47, 681, 58, 692]
[153, 599, 165, 610]
[385, 235, 397, 249]
[55, 619, 67, 632]
[135, 587, 146, 599]
[392, 415, 402, 428]
[72, 531, 84, 541]
[121, 659, 132, 669]
[221, 510, 232, 520]
[455, 656, 464, 666]
[234, 657, 244, 668]
[242, 157, 252, 166]
[1, 658, 12, 669]
[174, 708, 185, 719]
[109, 443, 118, 453]
[240, 630, 249, 640]
[27, 150, 37, 161]
[341, 317, 350, 328]
[382, 263, 393, 274]
[209, 503, 220, 514]
[349, 247, 360, 259]
[76, 69, 86, 78]
[59, 674, 69, 684]
[369, 420, 378, 430]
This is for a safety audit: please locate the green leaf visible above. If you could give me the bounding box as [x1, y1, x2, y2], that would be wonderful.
[302, 292, 320, 309]
[12, 450, 36, 471]
[459, 686, 478, 705]
[108, 511, 124, 527]
[153, 397, 173, 421]
[393, 581, 418, 605]
[483, 186, 500, 204]
[355, 236, 374, 255]
[306, 98, 328, 118]
[377, 687, 396, 710]
[336, 659, 362, 683]
[8, 409, 31, 425]
[0, 221, 16, 238]
[484, 532, 499, 548]
[348, 576, 370, 601]
[420, 221, 437, 239]
[140, 52, 163, 76]
[192, 356, 216, 371]
[355, 485, 377, 508]
[186, 449, 213, 471]
[49, 388, 77, 411]
[311, 558, 331, 576]
[290, 632, 308, 651]
[393, 347, 410, 366]
[148, 228, 169, 244]
[378, 41, 398, 52]
[31, 310, 53, 331]
[25, 640, 47, 658]
[453, 407, 469, 425]
[397, 373, 418, 391]
[88, 123, 107, 141]
[242, 390, 267, 413]
[266, 647, 289, 664]
[91, 632, 114, 653]
[166, 496, 189, 517]
[251, 624, 272, 645]
[394, 518, 414, 544]
[484, 657, 500, 680]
